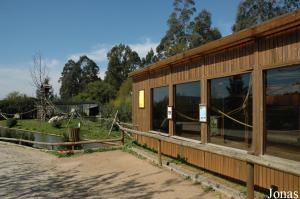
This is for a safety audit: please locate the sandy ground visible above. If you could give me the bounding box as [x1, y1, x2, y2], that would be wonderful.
[0, 142, 221, 199]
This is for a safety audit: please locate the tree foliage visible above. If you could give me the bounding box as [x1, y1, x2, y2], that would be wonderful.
[73, 81, 116, 104]
[109, 78, 133, 122]
[0, 92, 36, 119]
[104, 44, 140, 90]
[190, 9, 222, 48]
[78, 55, 100, 90]
[140, 49, 158, 67]
[232, 0, 300, 32]
[156, 0, 221, 59]
[59, 60, 82, 99]
[59, 56, 100, 99]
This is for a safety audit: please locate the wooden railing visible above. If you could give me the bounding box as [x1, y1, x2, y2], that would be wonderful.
[117, 122, 300, 199]
[0, 132, 124, 151]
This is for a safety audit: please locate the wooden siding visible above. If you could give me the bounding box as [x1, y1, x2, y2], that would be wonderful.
[132, 26, 300, 192]
[136, 134, 300, 192]
[203, 42, 255, 79]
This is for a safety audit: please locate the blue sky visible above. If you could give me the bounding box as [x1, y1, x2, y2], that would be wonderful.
[0, 0, 240, 99]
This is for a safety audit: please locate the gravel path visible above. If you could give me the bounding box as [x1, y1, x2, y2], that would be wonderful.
[0, 142, 220, 199]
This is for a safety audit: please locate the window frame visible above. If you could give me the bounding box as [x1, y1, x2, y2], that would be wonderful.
[207, 72, 253, 151]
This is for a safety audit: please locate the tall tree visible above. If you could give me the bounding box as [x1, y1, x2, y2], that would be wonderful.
[156, 0, 221, 59]
[156, 0, 196, 59]
[59, 60, 81, 99]
[78, 55, 100, 90]
[140, 49, 158, 67]
[232, 0, 300, 32]
[59, 55, 99, 100]
[190, 9, 221, 48]
[104, 44, 141, 90]
[73, 81, 116, 104]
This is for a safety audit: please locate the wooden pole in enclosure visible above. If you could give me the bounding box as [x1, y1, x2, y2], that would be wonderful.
[247, 162, 254, 199]
[158, 139, 162, 166]
[121, 130, 125, 145]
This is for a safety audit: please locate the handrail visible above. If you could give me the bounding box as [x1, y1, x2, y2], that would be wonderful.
[0, 137, 122, 147]
[117, 122, 300, 177]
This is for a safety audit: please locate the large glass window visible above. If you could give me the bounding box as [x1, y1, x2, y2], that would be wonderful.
[210, 73, 252, 150]
[152, 86, 169, 133]
[175, 81, 201, 140]
[265, 65, 300, 161]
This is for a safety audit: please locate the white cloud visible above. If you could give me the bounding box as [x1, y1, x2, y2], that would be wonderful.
[0, 66, 34, 99]
[129, 38, 159, 58]
[0, 38, 159, 99]
[68, 38, 158, 79]
[69, 38, 158, 64]
[0, 58, 62, 99]
[69, 48, 107, 63]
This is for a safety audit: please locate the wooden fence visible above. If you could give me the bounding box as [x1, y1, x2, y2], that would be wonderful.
[117, 122, 300, 199]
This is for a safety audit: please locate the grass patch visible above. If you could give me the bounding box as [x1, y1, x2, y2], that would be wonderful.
[0, 119, 120, 140]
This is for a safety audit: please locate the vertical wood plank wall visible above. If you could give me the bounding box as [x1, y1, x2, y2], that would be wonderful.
[132, 28, 300, 192]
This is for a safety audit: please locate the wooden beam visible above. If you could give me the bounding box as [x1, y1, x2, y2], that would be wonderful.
[201, 77, 208, 144]
[118, 124, 300, 177]
[168, 67, 175, 136]
[158, 139, 162, 166]
[252, 39, 264, 155]
[0, 137, 122, 146]
[247, 162, 255, 199]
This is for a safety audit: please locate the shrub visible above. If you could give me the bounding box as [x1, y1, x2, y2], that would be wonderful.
[6, 118, 17, 128]
[51, 119, 62, 128]
[48, 116, 63, 128]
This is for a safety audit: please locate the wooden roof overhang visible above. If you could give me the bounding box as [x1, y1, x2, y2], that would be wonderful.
[129, 9, 300, 78]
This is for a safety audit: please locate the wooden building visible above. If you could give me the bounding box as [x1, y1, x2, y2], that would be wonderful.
[129, 10, 300, 193]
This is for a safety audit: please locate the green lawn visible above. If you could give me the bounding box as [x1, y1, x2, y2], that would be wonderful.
[0, 119, 120, 140]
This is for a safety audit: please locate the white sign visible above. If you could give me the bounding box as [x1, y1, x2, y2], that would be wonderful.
[199, 104, 207, 122]
[167, 106, 172, 119]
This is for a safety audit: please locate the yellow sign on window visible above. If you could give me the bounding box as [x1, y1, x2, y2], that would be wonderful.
[139, 90, 145, 108]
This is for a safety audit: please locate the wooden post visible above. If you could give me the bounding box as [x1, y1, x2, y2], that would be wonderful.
[168, 87, 174, 135]
[253, 39, 264, 155]
[109, 110, 118, 135]
[121, 130, 125, 145]
[158, 139, 162, 166]
[201, 77, 208, 144]
[247, 162, 254, 199]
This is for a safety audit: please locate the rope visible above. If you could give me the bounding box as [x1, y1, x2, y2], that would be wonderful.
[176, 110, 199, 122]
[0, 112, 8, 120]
[215, 108, 253, 128]
[0, 108, 37, 117]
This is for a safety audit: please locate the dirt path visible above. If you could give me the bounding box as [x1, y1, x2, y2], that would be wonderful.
[0, 142, 222, 199]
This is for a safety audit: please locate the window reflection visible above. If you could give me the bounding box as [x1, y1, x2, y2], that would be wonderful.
[265, 65, 300, 161]
[210, 73, 252, 150]
[175, 81, 201, 140]
[152, 86, 169, 133]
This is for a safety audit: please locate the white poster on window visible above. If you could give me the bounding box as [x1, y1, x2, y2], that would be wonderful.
[167, 106, 172, 119]
[199, 104, 207, 122]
